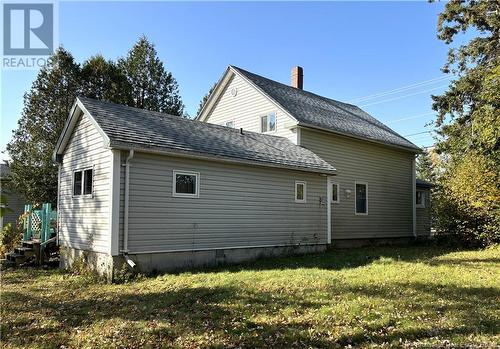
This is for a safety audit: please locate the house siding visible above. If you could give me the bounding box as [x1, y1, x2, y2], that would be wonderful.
[121, 152, 327, 253]
[203, 73, 298, 142]
[58, 112, 111, 253]
[416, 189, 432, 237]
[300, 128, 414, 240]
[0, 182, 25, 229]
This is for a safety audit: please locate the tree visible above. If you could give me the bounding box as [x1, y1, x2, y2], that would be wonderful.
[7, 48, 81, 204]
[196, 82, 217, 117]
[416, 149, 436, 183]
[431, 0, 500, 245]
[81, 55, 133, 105]
[118, 36, 184, 115]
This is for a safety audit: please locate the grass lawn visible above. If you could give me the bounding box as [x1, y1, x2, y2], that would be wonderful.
[1, 245, 499, 348]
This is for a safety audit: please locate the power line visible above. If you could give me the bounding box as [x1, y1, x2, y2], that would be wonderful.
[349, 76, 450, 103]
[359, 85, 448, 107]
[403, 131, 432, 137]
[387, 112, 435, 124]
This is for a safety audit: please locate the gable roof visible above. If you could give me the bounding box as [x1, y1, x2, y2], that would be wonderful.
[416, 178, 434, 189]
[200, 66, 421, 152]
[54, 97, 336, 175]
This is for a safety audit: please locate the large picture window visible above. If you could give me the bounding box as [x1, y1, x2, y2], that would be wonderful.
[173, 170, 200, 198]
[260, 112, 276, 133]
[355, 182, 368, 215]
[73, 168, 93, 197]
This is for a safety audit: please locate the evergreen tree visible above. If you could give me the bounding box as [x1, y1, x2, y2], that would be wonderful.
[431, 0, 499, 245]
[118, 36, 184, 115]
[416, 149, 435, 183]
[81, 55, 132, 105]
[7, 48, 81, 204]
[196, 82, 217, 117]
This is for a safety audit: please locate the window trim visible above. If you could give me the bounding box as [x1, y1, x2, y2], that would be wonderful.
[172, 170, 200, 198]
[295, 180, 307, 203]
[354, 181, 368, 215]
[72, 166, 94, 198]
[260, 112, 277, 134]
[416, 190, 426, 208]
[331, 182, 340, 204]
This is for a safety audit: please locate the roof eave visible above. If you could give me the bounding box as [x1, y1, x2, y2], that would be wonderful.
[109, 141, 337, 176]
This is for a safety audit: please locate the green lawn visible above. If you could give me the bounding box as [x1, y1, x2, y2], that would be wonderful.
[1, 245, 499, 348]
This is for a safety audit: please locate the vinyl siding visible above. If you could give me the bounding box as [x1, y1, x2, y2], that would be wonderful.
[204, 73, 298, 142]
[121, 152, 327, 253]
[0, 181, 25, 229]
[416, 189, 431, 236]
[58, 112, 111, 253]
[301, 128, 414, 239]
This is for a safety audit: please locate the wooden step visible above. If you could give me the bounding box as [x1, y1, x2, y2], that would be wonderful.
[0, 258, 16, 269]
[14, 246, 35, 256]
[6, 252, 26, 263]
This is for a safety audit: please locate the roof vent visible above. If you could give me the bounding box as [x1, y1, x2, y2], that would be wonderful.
[291, 66, 303, 90]
[240, 127, 244, 135]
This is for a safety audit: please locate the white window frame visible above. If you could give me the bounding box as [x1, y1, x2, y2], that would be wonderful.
[354, 181, 368, 215]
[72, 166, 94, 198]
[224, 120, 235, 128]
[295, 180, 307, 203]
[416, 190, 426, 208]
[331, 182, 340, 203]
[260, 112, 277, 133]
[172, 170, 200, 198]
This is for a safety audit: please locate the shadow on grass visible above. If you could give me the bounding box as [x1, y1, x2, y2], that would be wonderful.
[2, 278, 498, 347]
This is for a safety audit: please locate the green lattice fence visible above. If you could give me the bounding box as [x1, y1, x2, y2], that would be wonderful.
[23, 203, 57, 244]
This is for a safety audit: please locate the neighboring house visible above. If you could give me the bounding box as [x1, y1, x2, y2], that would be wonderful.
[54, 66, 431, 278]
[416, 179, 433, 237]
[0, 163, 25, 230]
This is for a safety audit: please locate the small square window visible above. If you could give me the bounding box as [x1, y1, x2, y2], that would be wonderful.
[73, 168, 93, 197]
[295, 181, 306, 203]
[355, 182, 368, 215]
[331, 183, 339, 203]
[261, 113, 276, 133]
[173, 171, 199, 198]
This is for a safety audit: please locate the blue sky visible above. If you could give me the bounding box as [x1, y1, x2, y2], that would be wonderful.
[1, 1, 454, 161]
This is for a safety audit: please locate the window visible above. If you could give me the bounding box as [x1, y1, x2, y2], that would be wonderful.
[331, 182, 339, 203]
[260, 113, 276, 133]
[225, 120, 235, 128]
[295, 181, 306, 203]
[355, 182, 368, 215]
[73, 168, 93, 197]
[416, 190, 425, 208]
[173, 170, 199, 198]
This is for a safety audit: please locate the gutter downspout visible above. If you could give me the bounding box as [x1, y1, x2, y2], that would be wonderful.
[122, 149, 136, 268]
[412, 156, 417, 239]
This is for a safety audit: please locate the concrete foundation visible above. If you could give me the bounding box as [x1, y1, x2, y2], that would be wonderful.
[330, 236, 427, 248]
[60, 244, 326, 281]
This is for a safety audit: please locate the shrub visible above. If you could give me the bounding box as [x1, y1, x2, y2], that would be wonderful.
[0, 223, 22, 257]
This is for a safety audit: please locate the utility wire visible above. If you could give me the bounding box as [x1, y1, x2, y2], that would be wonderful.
[387, 112, 435, 124]
[349, 76, 450, 103]
[404, 131, 432, 137]
[359, 85, 448, 107]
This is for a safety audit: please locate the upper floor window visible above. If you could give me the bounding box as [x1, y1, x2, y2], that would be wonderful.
[261, 113, 276, 133]
[73, 168, 93, 197]
[355, 182, 368, 215]
[295, 181, 306, 203]
[331, 182, 339, 203]
[225, 120, 235, 128]
[173, 170, 200, 198]
[416, 190, 426, 208]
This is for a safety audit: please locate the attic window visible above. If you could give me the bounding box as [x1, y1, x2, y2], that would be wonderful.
[261, 113, 276, 133]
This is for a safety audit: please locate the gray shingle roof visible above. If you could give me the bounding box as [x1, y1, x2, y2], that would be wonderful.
[78, 97, 336, 174]
[232, 66, 421, 152]
[416, 178, 434, 189]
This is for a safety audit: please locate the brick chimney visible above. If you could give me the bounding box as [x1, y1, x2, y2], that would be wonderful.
[291, 66, 303, 90]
